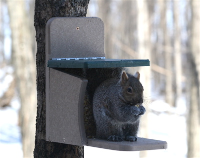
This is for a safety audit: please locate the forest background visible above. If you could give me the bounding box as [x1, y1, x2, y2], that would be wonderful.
[0, 0, 199, 158]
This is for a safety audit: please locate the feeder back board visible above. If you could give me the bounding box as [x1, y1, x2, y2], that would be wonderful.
[46, 17, 105, 59]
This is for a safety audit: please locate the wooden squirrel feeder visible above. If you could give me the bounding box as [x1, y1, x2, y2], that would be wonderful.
[45, 17, 167, 151]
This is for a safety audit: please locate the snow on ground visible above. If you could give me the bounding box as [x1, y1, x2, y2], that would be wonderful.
[0, 97, 23, 158]
[0, 98, 187, 158]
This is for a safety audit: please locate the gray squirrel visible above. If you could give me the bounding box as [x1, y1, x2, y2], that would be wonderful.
[93, 71, 145, 142]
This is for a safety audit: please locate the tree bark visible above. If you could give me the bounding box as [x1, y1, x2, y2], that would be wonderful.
[0, 2, 4, 65]
[136, 0, 151, 157]
[6, 1, 37, 157]
[118, 0, 137, 59]
[158, 1, 174, 106]
[163, 2, 173, 106]
[98, 0, 112, 58]
[173, 0, 182, 107]
[34, 1, 90, 157]
[187, 0, 200, 157]
[187, 59, 200, 158]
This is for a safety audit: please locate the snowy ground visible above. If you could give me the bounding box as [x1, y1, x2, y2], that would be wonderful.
[0, 98, 23, 158]
[0, 98, 187, 158]
[0, 67, 23, 158]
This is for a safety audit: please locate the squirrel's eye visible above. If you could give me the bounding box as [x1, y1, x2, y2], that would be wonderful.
[127, 87, 133, 93]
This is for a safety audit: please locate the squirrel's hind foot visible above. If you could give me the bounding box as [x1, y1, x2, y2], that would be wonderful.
[107, 135, 123, 142]
[125, 136, 137, 142]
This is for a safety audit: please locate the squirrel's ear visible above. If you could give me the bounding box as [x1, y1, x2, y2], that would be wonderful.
[121, 71, 129, 84]
[134, 72, 140, 80]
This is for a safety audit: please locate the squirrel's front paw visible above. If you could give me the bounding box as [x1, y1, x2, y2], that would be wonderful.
[139, 106, 146, 115]
[107, 135, 123, 142]
[125, 136, 137, 142]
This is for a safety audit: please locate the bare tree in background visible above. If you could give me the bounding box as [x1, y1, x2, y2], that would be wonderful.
[117, 0, 137, 59]
[136, 0, 151, 157]
[6, 1, 36, 157]
[173, 0, 182, 107]
[164, 2, 173, 107]
[0, 1, 4, 66]
[157, 1, 174, 106]
[98, 0, 113, 58]
[187, 0, 200, 157]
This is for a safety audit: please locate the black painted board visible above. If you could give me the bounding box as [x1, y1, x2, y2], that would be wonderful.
[48, 59, 150, 68]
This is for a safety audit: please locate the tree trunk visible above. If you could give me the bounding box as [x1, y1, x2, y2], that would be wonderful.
[187, 59, 200, 158]
[98, 0, 112, 58]
[0, 2, 4, 65]
[163, 2, 173, 106]
[187, 0, 200, 157]
[158, 1, 173, 106]
[173, 0, 182, 107]
[6, 1, 37, 157]
[136, 0, 151, 157]
[34, 1, 90, 157]
[118, 0, 137, 59]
